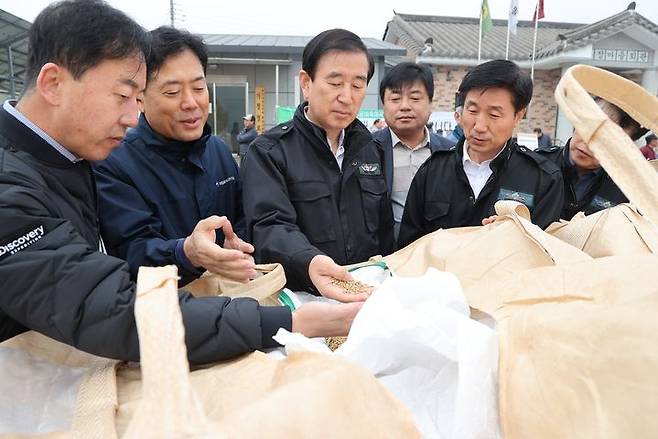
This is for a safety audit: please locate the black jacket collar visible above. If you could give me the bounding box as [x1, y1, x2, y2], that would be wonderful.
[455, 136, 514, 174]
[0, 106, 77, 168]
[292, 102, 376, 160]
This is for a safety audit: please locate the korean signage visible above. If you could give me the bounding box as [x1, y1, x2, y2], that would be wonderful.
[255, 86, 265, 133]
[593, 48, 650, 63]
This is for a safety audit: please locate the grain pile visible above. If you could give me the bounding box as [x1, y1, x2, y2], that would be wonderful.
[329, 278, 372, 295]
[326, 277, 373, 351]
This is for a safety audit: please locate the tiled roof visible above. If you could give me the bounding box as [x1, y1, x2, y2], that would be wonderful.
[384, 8, 657, 61]
[535, 8, 658, 58]
[201, 34, 405, 57]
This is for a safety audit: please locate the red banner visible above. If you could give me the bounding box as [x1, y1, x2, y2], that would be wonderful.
[532, 0, 545, 22]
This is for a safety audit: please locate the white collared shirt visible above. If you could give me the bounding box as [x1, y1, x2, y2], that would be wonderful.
[304, 106, 345, 168]
[3, 100, 81, 162]
[462, 140, 505, 199]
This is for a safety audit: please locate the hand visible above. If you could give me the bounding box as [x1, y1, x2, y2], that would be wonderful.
[481, 215, 498, 225]
[183, 216, 257, 283]
[222, 221, 255, 255]
[308, 255, 369, 302]
[292, 301, 364, 338]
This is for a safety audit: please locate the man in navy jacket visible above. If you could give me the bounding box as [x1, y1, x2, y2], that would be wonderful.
[96, 27, 255, 286]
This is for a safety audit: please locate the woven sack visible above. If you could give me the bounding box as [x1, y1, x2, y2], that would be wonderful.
[0, 266, 421, 438]
[381, 199, 589, 310]
[184, 263, 285, 306]
[493, 65, 658, 439]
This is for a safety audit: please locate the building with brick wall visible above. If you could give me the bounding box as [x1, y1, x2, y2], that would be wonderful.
[383, 3, 658, 146]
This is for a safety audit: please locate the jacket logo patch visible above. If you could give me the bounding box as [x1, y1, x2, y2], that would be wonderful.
[358, 163, 381, 176]
[588, 195, 615, 211]
[216, 176, 235, 187]
[497, 188, 535, 208]
[0, 225, 45, 260]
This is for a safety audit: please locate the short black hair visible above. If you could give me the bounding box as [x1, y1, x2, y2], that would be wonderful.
[533, 127, 542, 133]
[595, 97, 648, 141]
[24, 0, 148, 91]
[646, 134, 658, 144]
[147, 26, 208, 82]
[454, 92, 464, 110]
[302, 28, 375, 83]
[379, 62, 434, 103]
[457, 59, 533, 113]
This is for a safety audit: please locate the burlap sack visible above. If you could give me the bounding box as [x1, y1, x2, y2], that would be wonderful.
[372, 65, 658, 439]
[0, 266, 420, 438]
[184, 263, 285, 306]
[382, 200, 589, 296]
[553, 65, 658, 223]
[484, 254, 658, 439]
[546, 203, 658, 257]
[489, 65, 658, 439]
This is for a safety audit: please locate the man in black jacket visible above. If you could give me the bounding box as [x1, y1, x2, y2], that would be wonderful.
[399, 60, 563, 248]
[95, 27, 253, 287]
[0, 0, 360, 364]
[241, 29, 395, 300]
[373, 62, 453, 239]
[537, 98, 647, 220]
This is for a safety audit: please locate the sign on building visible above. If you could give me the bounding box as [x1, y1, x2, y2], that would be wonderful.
[255, 86, 265, 133]
[593, 48, 650, 63]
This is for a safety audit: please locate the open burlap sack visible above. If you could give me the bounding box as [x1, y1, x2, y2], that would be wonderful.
[0, 266, 420, 438]
[547, 203, 658, 257]
[372, 65, 658, 439]
[184, 263, 285, 306]
[490, 65, 658, 439]
[382, 200, 589, 295]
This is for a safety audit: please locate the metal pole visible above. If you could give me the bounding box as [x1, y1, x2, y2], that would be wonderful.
[505, 23, 511, 60]
[7, 45, 16, 99]
[275, 64, 279, 113]
[529, 0, 541, 127]
[478, 3, 483, 63]
[245, 82, 249, 114]
[169, 0, 175, 27]
[531, 0, 540, 83]
[212, 82, 217, 135]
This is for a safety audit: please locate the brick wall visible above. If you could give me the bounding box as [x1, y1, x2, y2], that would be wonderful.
[518, 68, 562, 140]
[429, 65, 562, 141]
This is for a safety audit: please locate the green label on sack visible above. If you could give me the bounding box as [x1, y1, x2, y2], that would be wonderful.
[358, 163, 381, 176]
[497, 188, 535, 208]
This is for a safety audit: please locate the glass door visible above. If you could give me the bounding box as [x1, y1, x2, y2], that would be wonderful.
[208, 83, 247, 154]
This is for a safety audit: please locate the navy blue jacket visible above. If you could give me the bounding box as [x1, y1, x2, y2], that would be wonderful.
[373, 127, 455, 194]
[95, 114, 244, 285]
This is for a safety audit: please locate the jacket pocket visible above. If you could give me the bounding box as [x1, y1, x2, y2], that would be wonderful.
[358, 176, 388, 233]
[289, 181, 336, 243]
[423, 201, 450, 223]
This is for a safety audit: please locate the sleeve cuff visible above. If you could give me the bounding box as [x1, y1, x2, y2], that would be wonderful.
[175, 238, 204, 276]
[288, 248, 324, 293]
[259, 305, 293, 348]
